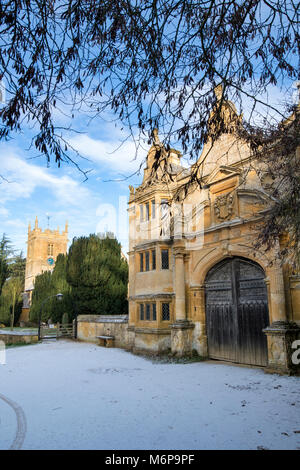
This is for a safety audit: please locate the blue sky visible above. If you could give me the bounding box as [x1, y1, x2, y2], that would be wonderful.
[0, 112, 148, 257]
[0, 81, 298, 258]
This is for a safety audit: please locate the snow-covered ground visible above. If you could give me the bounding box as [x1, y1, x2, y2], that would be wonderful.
[0, 340, 299, 450]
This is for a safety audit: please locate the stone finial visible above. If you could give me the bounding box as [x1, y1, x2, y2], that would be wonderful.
[152, 128, 161, 146]
[214, 84, 223, 101]
[208, 84, 241, 136]
[35, 216, 38, 229]
[28, 222, 31, 233]
[296, 81, 300, 98]
[296, 81, 300, 110]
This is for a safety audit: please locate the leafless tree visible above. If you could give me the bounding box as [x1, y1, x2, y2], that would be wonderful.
[0, 0, 299, 256]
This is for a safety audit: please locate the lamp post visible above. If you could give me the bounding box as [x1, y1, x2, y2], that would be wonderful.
[38, 293, 63, 341]
[71, 297, 78, 340]
[73, 300, 78, 339]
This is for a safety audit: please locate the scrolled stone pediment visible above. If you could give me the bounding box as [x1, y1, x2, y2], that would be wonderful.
[236, 188, 270, 202]
[205, 165, 240, 187]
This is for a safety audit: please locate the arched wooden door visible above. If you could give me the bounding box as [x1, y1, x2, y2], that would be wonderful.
[205, 257, 269, 366]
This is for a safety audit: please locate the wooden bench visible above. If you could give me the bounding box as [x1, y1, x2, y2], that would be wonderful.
[96, 335, 115, 348]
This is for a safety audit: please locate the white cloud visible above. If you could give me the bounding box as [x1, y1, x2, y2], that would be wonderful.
[0, 206, 9, 217]
[0, 143, 132, 255]
[5, 218, 27, 228]
[69, 134, 146, 175]
[0, 146, 91, 205]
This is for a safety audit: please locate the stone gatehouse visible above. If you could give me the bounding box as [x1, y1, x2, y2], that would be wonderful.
[126, 89, 300, 375]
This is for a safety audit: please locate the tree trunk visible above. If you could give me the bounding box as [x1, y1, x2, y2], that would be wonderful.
[10, 291, 16, 331]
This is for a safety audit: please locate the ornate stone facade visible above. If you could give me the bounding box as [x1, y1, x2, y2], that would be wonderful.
[127, 91, 300, 375]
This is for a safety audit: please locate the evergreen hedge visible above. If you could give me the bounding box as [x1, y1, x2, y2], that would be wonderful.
[30, 234, 128, 323]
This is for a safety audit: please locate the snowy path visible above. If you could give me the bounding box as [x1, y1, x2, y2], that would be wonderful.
[0, 340, 299, 450]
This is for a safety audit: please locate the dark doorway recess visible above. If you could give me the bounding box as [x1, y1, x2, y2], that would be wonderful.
[205, 257, 269, 366]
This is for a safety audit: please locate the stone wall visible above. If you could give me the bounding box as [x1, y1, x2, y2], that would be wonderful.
[290, 276, 300, 324]
[77, 315, 129, 348]
[0, 331, 38, 345]
[133, 328, 171, 353]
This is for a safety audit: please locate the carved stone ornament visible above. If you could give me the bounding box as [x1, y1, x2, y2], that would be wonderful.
[214, 193, 234, 221]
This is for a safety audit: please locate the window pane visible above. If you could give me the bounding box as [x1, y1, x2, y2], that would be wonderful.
[162, 303, 170, 321]
[140, 253, 144, 272]
[140, 204, 144, 222]
[152, 303, 156, 321]
[151, 200, 155, 219]
[146, 202, 150, 221]
[161, 249, 169, 269]
[152, 250, 156, 270]
[146, 304, 150, 320]
[140, 304, 144, 320]
[145, 251, 150, 271]
[160, 199, 170, 239]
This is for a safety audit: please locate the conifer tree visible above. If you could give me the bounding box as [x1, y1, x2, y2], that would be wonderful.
[6, 277, 24, 330]
[50, 254, 73, 323]
[67, 234, 128, 316]
[0, 258, 8, 298]
[0, 234, 12, 296]
[29, 235, 128, 322]
[0, 243, 26, 327]
[30, 254, 73, 323]
[29, 271, 54, 323]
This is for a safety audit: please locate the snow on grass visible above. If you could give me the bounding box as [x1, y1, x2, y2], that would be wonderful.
[0, 340, 299, 450]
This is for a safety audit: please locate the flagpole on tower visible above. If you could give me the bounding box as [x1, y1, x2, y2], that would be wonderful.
[46, 213, 51, 228]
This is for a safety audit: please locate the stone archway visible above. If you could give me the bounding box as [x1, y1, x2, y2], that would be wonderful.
[205, 256, 270, 366]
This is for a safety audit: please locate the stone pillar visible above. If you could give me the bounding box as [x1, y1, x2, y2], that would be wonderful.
[197, 285, 208, 357]
[263, 322, 300, 375]
[171, 247, 194, 356]
[174, 251, 186, 321]
[126, 325, 136, 350]
[264, 264, 300, 375]
[189, 285, 208, 358]
[269, 264, 287, 322]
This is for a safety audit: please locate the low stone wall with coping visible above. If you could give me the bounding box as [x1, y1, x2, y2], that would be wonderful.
[0, 330, 38, 345]
[77, 315, 129, 348]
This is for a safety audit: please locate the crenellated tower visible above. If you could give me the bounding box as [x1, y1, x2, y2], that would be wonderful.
[20, 217, 68, 322]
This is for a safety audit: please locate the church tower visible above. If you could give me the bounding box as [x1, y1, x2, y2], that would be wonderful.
[20, 217, 68, 322]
